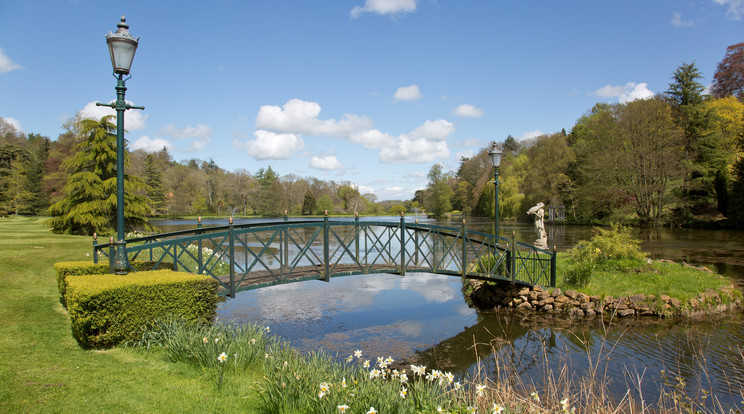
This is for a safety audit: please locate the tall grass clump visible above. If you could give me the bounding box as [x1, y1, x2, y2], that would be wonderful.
[132, 315, 270, 373]
[562, 224, 647, 287]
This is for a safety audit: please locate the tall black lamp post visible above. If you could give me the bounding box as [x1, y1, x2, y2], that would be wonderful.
[96, 15, 144, 274]
[488, 142, 502, 239]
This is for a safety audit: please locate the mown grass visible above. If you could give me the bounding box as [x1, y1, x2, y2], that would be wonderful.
[555, 256, 733, 302]
[0, 216, 262, 413]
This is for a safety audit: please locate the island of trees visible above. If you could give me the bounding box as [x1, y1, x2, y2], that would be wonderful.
[1, 43, 743, 234]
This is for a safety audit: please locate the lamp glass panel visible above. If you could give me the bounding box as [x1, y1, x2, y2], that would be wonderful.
[108, 39, 137, 74]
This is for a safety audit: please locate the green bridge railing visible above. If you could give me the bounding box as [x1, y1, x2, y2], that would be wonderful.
[94, 216, 556, 297]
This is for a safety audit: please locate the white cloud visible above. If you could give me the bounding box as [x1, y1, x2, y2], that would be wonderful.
[713, 0, 744, 20]
[159, 124, 214, 139]
[256, 99, 372, 138]
[309, 153, 345, 170]
[349, 129, 397, 149]
[520, 130, 544, 140]
[78, 101, 148, 130]
[393, 84, 422, 102]
[0, 48, 22, 74]
[238, 129, 305, 160]
[131, 136, 173, 152]
[593, 82, 654, 103]
[351, 0, 417, 18]
[452, 104, 484, 118]
[379, 136, 450, 163]
[1, 117, 22, 132]
[455, 150, 475, 160]
[409, 119, 455, 141]
[187, 137, 211, 152]
[671, 11, 694, 27]
[355, 119, 455, 164]
[358, 185, 375, 194]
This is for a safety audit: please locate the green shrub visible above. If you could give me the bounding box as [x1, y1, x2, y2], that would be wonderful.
[55, 260, 174, 308]
[66, 270, 221, 349]
[562, 224, 647, 287]
[472, 253, 507, 276]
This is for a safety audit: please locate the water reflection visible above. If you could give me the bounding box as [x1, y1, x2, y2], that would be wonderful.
[154, 217, 744, 409]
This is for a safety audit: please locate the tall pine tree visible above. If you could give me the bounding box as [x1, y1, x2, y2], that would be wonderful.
[47, 116, 152, 235]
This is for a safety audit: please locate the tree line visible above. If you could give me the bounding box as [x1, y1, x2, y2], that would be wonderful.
[420, 43, 744, 227]
[1, 43, 742, 234]
[0, 115, 408, 235]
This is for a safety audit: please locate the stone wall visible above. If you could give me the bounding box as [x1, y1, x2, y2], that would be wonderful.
[464, 279, 742, 318]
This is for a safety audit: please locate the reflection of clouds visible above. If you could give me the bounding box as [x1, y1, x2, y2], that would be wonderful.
[400, 273, 456, 303]
[453, 302, 474, 317]
[394, 320, 424, 337]
[221, 272, 462, 325]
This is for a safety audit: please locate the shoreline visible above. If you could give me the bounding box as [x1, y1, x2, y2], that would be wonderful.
[464, 266, 743, 319]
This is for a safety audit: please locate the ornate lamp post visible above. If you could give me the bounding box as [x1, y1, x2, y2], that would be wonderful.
[96, 16, 144, 274]
[488, 142, 502, 239]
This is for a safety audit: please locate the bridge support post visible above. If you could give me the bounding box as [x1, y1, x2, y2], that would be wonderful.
[228, 217, 236, 298]
[510, 231, 516, 284]
[461, 219, 467, 277]
[283, 211, 289, 274]
[354, 212, 360, 264]
[400, 213, 406, 276]
[550, 245, 557, 287]
[432, 232, 438, 273]
[323, 211, 330, 282]
[414, 219, 419, 266]
[197, 217, 203, 275]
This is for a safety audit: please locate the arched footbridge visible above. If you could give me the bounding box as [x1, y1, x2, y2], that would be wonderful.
[94, 216, 556, 297]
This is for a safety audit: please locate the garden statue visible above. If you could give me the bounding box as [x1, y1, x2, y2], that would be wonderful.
[527, 202, 548, 249]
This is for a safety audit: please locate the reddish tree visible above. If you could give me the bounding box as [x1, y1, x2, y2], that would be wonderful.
[711, 42, 744, 100]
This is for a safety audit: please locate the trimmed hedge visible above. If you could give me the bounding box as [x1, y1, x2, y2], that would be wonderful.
[55, 260, 174, 308]
[66, 270, 221, 349]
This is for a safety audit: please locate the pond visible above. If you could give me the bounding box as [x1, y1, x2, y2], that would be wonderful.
[152, 217, 744, 409]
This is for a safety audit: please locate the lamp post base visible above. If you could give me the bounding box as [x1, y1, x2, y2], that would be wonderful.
[113, 240, 130, 275]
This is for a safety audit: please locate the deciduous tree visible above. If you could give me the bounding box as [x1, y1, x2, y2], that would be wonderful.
[711, 42, 744, 100]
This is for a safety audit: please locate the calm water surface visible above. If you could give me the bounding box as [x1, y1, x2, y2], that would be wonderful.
[152, 217, 744, 408]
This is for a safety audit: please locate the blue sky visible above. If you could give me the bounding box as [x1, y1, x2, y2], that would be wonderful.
[1, 1, 742, 200]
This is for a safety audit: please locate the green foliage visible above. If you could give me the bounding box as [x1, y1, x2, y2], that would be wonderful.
[473, 252, 506, 276]
[388, 204, 406, 215]
[315, 194, 334, 215]
[54, 260, 174, 308]
[144, 153, 166, 214]
[425, 163, 454, 217]
[65, 270, 220, 348]
[46, 116, 152, 235]
[134, 315, 270, 372]
[562, 225, 647, 287]
[302, 189, 316, 215]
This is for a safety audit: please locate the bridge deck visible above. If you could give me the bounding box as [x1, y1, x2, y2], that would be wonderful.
[213, 263, 519, 295]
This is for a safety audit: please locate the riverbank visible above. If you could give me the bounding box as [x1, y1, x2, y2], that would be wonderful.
[465, 257, 742, 318]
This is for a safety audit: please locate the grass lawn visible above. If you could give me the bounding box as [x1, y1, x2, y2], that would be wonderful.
[0, 216, 262, 413]
[554, 257, 734, 302]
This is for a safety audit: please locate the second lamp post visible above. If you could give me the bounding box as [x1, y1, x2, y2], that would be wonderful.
[488, 142, 502, 239]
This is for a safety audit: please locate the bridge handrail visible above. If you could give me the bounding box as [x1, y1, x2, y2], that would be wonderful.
[92, 218, 556, 296]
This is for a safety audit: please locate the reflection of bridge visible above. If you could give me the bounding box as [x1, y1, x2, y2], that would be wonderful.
[94, 216, 556, 297]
